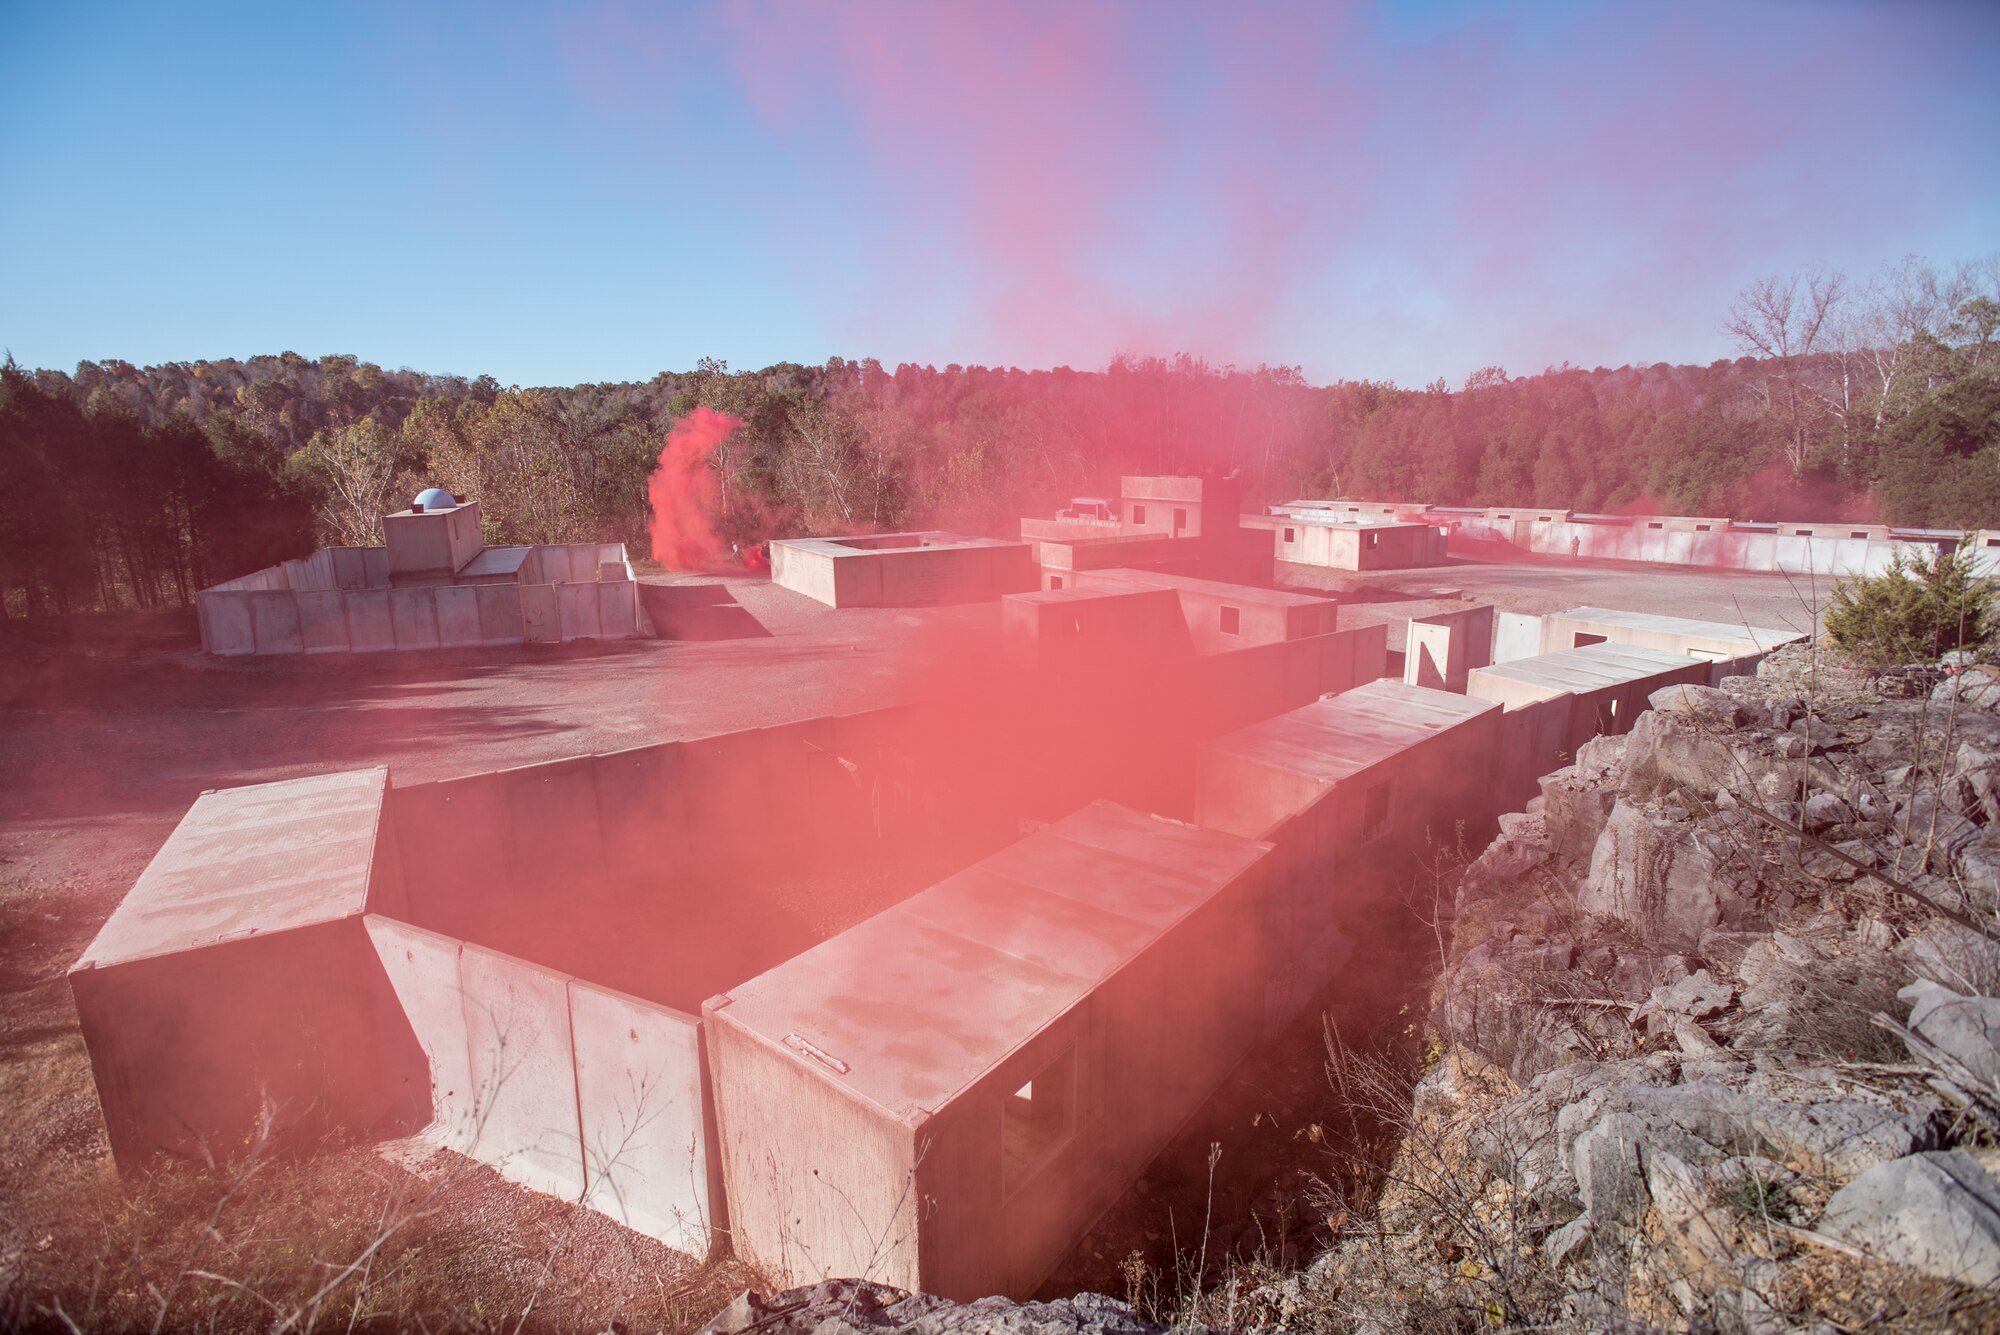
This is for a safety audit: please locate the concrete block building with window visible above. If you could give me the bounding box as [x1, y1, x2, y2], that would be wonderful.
[701, 801, 1276, 1300]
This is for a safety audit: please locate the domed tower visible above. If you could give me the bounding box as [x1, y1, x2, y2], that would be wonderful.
[383, 488, 485, 582]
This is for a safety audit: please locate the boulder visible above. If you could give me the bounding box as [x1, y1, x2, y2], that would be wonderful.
[1635, 968, 1734, 1026]
[1934, 665, 2000, 712]
[1649, 682, 1750, 729]
[1801, 791, 1855, 833]
[1538, 770, 1618, 867]
[1900, 980, 2000, 1088]
[1817, 1151, 2000, 1288]
[1580, 801, 1754, 947]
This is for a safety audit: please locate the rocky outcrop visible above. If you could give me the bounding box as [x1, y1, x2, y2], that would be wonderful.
[1289, 644, 2000, 1332]
[700, 1281, 1193, 1334]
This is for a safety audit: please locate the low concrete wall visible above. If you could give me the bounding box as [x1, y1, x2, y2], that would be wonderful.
[199, 578, 642, 656]
[1440, 512, 1997, 577]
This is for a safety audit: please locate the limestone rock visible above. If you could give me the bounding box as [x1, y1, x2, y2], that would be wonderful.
[1649, 682, 1750, 729]
[1538, 769, 1617, 867]
[1580, 801, 1753, 947]
[1817, 1151, 2000, 1287]
[700, 1281, 1192, 1334]
[1900, 980, 2000, 1087]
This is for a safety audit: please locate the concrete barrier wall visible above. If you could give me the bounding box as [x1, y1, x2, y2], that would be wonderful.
[357, 918, 716, 1254]
[1451, 514, 1963, 577]
[192, 579, 641, 656]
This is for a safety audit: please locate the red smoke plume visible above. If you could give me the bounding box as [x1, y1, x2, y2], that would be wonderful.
[649, 407, 747, 571]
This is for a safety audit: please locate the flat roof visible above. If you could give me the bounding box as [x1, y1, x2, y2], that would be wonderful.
[456, 545, 534, 578]
[1551, 605, 1806, 650]
[1275, 512, 1431, 530]
[709, 801, 1271, 1119]
[1468, 642, 1699, 702]
[771, 532, 1023, 557]
[77, 768, 387, 969]
[1204, 679, 1498, 786]
[1088, 568, 1333, 608]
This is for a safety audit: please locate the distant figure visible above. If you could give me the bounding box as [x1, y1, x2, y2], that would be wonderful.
[731, 541, 741, 564]
[1570, 535, 1581, 561]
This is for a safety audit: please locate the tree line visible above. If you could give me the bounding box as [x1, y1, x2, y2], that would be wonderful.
[3, 254, 1995, 617]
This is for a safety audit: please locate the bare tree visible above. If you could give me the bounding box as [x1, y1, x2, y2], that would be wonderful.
[1725, 268, 1847, 476]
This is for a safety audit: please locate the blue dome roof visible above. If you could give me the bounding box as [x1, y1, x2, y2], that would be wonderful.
[413, 487, 456, 511]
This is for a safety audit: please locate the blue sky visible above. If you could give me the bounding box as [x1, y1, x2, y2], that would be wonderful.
[3, 1, 1996, 388]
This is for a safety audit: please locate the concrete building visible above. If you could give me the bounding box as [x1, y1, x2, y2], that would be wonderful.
[1243, 510, 1450, 571]
[1195, 680, 1504, 1031]
[197, 493, 644, 655]
[1403, 604, 1496, 693]
[1302, 499, 2000, 577]
[1466, 642, 1713, 807]
[704, 801, 1275, 1300]
[1022, 476, 1272, 590]
[768, 532, 1037, 608]
[1534, 606, 1806, 681]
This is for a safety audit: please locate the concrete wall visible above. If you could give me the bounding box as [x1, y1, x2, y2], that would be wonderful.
[1493, 611, 1543, 664]
[1537, 611, 1799, 685]
[199, 577, 640, 656]
[1266, 519, 1449, 571]
[1467, 655, 1712, 809]
[1404, 604, 1496, 692]
[1440, 512, 1994, 577]
[771, 537, 1037, 608]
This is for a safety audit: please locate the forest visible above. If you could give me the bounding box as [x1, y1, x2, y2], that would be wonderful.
[2, 255, 1996, 617]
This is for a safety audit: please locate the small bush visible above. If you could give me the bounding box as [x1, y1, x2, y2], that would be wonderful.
[1825, 542, 1995, 669]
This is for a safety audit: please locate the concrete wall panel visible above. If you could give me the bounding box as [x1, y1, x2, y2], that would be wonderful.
[390, 588, 442, 651]
[559, 581, 603, 641]
[363, 915, 477, 1151]
[570, 982, 715, 1255]
[331, 547, 369, 589]
[346, 590, 395, 652]
[248, 591, 306, 655]
[593, 745, 692, 882]
[199, 592, 256, 656]
[435, 586, 483, 649]
[521, 584, 560, 643]
[72, 920, 428, 1169]
[458, 945, 585, 1200]
[389, 776, 513, 937]
[295, 590, 351, 654]
[505, 757, 605, 889]
[1493, 611, 1542, 664]
[475, 584, 526, 645]
[598, 580, 639, 639]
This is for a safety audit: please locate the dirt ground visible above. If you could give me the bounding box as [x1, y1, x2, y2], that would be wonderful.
[0, 555, 1829, 1328]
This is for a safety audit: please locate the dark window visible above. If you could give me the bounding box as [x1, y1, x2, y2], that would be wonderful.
[1987, 538, 1999, 548]
[1696, 524, 1711, 532]
[1536, 515, 1551, 522]
[1003, 1048, 1075, 1195]
[1361, 780, 1392, 841]
[1173, 507, 1187, 531]
[1049, 575, 1063, 590]
[1132, 505, 1147, 525]
[1795, 529, 1812, 536]
[1648, 522, 1664, 529]
[1496, 514, 1512, 521]
[1852, 531, 1868, 539]
[1283, 527, 1295, 543]
[1365, 532, 1380, 548]
[1573, 632, 1607, 648]
[1220, 605, 1240, 635]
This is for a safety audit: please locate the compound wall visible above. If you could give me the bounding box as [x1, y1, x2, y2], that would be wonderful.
[199, 576, 640, 656]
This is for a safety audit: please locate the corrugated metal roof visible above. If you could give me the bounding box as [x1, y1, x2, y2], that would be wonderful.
[1468, 642, 1698, 701]
[77, 768, 387, 969]
[1202, 679, 1498, 787]
[709, 801, 1272, 1118]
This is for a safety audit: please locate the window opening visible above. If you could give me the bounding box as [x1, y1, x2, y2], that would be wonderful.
[1573, 632, 1607, 648]
[1361, 780, 1392, 841]
[1002, 1048, 1075, 1195]
[1220, 605, 1241, 635]
[1132, 505, 1147, 525]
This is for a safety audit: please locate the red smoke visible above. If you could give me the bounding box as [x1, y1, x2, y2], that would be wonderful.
[649, 407, 746, 571]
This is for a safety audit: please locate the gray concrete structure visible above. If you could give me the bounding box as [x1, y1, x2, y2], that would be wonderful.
[198, 497, 644, 655]
[1467, 643, 1713, 806]
[1247, 509, 1450, 570]
[769, 532, 1037, 608]
[1300, 500, 2000, 577]
[704, 801, 1275, 1300]
[1538, 606, 1806, 682]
